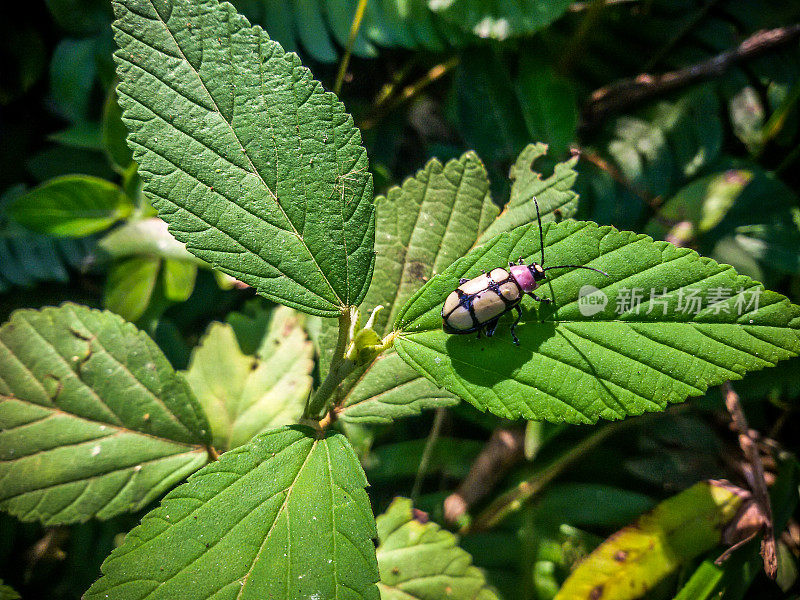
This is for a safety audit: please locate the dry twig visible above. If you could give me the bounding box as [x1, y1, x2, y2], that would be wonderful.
[582, 24, 800, 129]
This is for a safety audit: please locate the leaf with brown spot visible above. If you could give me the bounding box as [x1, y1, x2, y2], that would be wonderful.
[553, 481, 748, 600]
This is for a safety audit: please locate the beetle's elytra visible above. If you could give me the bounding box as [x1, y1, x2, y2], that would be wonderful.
[441, 197, 609, 345]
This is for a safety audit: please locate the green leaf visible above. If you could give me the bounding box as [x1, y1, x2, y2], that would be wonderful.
[338, 352, 458, 424]
[365, 152, 497, 337]
[48, 121, 104, 150]
[395, 221, 800, 423]
[515, 56, 578, 157]
[479, 143, 579, 242]
[453, 50, 531, 168]
[335, 152, 496, 423]
[103, 256, 161, 322]
[376, 497, 499, 600]
[10, 175, 133, 237]
[184, 307, 313, 451]
[429, 0, 572, 40]
[96, 218, 201, 263]
[0, 579, 21, 600]
[112, 0, 375, 317]
[49, 38, 98, 122]
[102, 85, 134, 170]
[553, 481, 746, 600]
[0, 303, 210, 525]
[85, 426, 380, 600]
[162, 259, 198, 302]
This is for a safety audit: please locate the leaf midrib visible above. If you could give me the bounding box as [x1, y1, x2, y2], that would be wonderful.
[125, 0, 345, 307]
[236, 437, 319, 599]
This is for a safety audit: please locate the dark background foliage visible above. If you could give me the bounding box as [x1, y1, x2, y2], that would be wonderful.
[1, 1, 799, 598]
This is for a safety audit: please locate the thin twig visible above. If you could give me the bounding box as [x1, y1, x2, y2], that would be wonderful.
[559, 0, 607, 74]
[722, 381, 777, 578]
[360, 56, 460, 130]
[333, 0, 370, 96]
[466, 421, 626, 533]
[581, 24, 800, 129]
[411, 408, 446, 502]
[578, 148, 661, 209]
[444, 428, 525, 524]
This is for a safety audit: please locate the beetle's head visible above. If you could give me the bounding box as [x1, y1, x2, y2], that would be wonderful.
[529, 263, 546, 281]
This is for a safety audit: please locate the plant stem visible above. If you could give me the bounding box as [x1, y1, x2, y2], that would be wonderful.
[305, 309, 353, 419]
[411, 408, 446, 502]
[466, 420, 626, 533]
[333, 0, 369, 96]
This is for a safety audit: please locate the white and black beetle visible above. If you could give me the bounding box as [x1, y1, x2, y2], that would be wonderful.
[441, 197, 609, 345]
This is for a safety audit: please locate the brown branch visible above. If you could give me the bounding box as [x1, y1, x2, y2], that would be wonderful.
[443, 428, 525, 524]
[722, 381, 777, 578]
[582, 24, 800, 129]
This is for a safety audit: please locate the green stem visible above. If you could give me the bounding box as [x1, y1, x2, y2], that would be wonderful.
[411, 408, 446, 502]
[305, 309, 353, 419]
[333, 0, 369, 96]
[466, 420, 628, 533]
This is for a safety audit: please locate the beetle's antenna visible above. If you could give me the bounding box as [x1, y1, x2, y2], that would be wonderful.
[543, 265, 610, 277]
[532, 195, 545, 266]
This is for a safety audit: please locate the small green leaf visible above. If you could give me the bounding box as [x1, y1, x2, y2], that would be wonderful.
[395, 221, 800, 422]
[112, 0, 375, 317]
[85, 426, 380, 600]
[553, 481, 747, 600]
[96, 218, 202, 263]
[0, 579, 21, 600]
[162, 259, 197, 302]
[479, 143, 579, 242]
[103, 256, 161, 322]
[48, 121, 103, 150]
[376, 497, 499, 600]
[335, 153, 495, 423]
[10, 175, 132, 237]
[184, 307, 313, 451]
[0, 303, 210, 525]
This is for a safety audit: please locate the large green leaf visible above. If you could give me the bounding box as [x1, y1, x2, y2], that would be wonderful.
[184, 307, 313, 451]
[376, 497, 499, 600]
[334, 153, 496, 423]
[394, 221, 800, 423]
[85, 426, 380, 600]
[112, 0, 375, 317]
[0, 304, 211, 525]
[10, 175, 133, 237]
[332, 147, 585, 423]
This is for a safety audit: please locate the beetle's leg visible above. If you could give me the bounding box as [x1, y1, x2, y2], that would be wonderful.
[459, 278, 469, 284]
[509, 306, 522, 345]
[483, 317, 500, 338]
[530, 292, 552, 304]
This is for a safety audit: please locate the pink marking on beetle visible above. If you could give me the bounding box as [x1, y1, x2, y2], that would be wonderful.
[510, 265, 538, 293]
